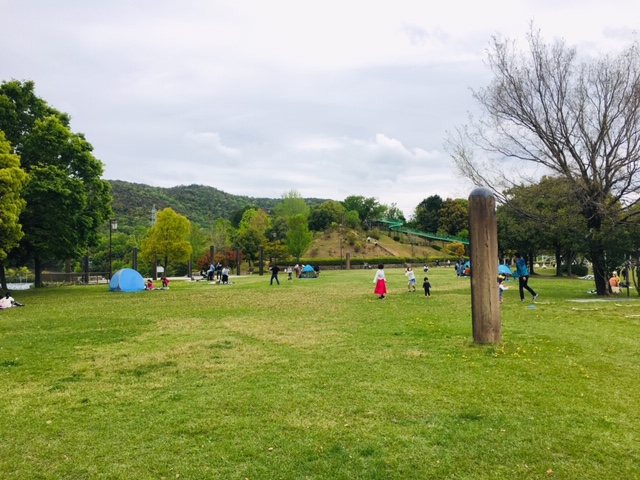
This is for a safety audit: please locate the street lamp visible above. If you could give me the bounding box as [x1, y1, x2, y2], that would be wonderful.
[109, 219, 117, 280]
[272, 232, 277, 264]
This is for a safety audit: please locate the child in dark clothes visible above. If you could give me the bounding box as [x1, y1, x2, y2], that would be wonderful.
[422, 277, 431, 297]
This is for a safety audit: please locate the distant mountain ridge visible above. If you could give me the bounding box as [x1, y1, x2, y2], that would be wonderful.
[108, 180, 327, 228]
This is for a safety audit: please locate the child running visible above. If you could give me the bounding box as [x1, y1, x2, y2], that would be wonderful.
[373, 264, 387, 300]
[405, 266, 417, 292]
[422, 277, 431, 297]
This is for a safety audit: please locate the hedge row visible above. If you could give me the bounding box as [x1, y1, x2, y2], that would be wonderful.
[298, 256, 465, 268]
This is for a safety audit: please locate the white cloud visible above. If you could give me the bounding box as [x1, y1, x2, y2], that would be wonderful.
[185, 132, 242, 157]
[2, 0, 640, 220]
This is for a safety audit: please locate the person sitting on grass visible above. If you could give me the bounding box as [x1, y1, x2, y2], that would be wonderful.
[0, 292, 24, 308]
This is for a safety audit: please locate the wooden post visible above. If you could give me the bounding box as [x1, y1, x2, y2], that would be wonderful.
[346, 252, 351, 270]
[83, 253, 89, 284]
[468, 187, 501, 343]
[236, 247, 241, 276]
[209, 245, 214, 265]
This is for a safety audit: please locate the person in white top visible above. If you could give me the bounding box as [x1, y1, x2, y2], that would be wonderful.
[405, 267, 417, 292]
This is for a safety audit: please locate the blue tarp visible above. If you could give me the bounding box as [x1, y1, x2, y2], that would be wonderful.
[109, 268, 146, 292]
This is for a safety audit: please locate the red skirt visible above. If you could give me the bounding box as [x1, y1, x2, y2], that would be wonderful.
[374, 279, 387, 295]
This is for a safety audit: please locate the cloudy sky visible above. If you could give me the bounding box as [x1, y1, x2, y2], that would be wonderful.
[2, 1, 638, 218]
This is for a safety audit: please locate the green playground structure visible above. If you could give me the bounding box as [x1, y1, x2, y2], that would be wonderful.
[375, 218, 469, 245]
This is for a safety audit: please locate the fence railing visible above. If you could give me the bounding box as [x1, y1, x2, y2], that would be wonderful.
[39, 272, 110, 285]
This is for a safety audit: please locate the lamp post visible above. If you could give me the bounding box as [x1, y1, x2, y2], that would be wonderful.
[272, 232, 277, 264]
[109, 219, 117, 280]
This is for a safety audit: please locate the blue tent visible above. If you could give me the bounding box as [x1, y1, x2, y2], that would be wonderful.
[109, 268, 146, 292]
[461, 261, 471, 276]
[299, 264, 318, 279]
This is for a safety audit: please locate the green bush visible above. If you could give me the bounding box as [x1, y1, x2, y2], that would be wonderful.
[561, 263, 589, 276]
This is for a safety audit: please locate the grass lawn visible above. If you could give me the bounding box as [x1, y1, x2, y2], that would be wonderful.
[0, 267, 638, 479]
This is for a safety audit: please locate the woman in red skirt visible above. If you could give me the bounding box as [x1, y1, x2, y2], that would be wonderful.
[373, 263, 387, 300]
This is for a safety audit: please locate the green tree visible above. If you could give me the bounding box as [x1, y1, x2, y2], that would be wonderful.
[239, 208, 270, 234]
[0, 132, 28, 290]
[342, 195, 385, 228]
[308, 200, 344, 232]
[287, 214, 314, 262]
[189, 222, 208, 269]
[265, 216, 289, 243]
[230, 204, 257, 228]
[499, 176, 588, 276]
[140, 208, 192, 275]
[437, 198, 468, 237]
[273, 190, 310, 219]
[0, 80, 111, 287]
[234, 227, 266, 266]
[211, 217, 233, 252]
[413, 195, 443, 233]
[344, 210, 361, 229]
[384, 203, 406, 222]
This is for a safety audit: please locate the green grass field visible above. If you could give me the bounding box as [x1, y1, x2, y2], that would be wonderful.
[0, 268, 638, 479]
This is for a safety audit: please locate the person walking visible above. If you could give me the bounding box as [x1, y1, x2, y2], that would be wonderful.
[373, 264, 387, 300]
[514, 253, 538, 302]
[269, 264, 280, 285]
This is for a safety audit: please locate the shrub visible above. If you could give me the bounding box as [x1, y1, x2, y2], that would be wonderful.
[561, 263, 588, 276]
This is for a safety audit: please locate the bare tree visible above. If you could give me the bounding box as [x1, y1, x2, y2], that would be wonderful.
[446, 26, 640, 295]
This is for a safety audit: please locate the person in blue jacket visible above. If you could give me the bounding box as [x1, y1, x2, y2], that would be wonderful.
[514, 253, 538, 302]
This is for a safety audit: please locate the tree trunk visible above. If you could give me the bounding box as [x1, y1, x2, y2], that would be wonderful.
[585, 210, 608, 295]
[0, 261, 7, 292]
[564, 252, 573, 276]
[34, 257, 44, 288]
[590, 245, 608, 295]
[554, 244, 563, 277]
[527, 253, 536, 275]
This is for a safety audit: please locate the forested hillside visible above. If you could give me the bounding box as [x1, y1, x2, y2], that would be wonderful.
[109, 180, 327, 228]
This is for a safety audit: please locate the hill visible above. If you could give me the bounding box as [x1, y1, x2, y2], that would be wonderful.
[107, 180, 445, 262]
[305, 230, 442, 262]
[109, 180, 327, 228]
